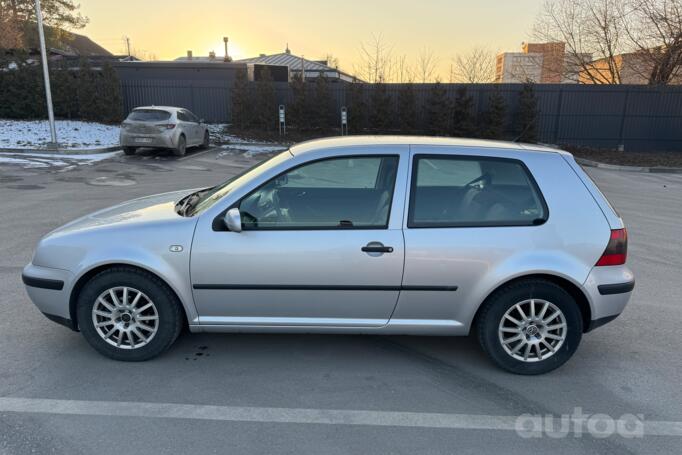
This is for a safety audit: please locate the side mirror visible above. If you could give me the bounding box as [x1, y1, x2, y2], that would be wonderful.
[223, 208, 242, 232]
[199, 118, 205, 124]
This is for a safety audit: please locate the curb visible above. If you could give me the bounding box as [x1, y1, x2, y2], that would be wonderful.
[575, 157, 682, 174]
[0, 145, 122, 155]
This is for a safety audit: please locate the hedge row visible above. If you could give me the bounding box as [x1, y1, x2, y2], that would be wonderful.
[231, 70, 540, 142]
[0, 58, 123, 124]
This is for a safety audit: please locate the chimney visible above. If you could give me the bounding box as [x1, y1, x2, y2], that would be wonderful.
[187, 50, 193, 60]
[223, 36, 231, 62]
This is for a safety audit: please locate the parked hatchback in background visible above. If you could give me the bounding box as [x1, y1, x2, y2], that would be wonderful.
[120, 106, 209, 157]
[22, 137, 634, 374]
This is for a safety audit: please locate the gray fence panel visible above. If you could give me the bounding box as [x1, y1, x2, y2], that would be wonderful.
[115, 64, 682, 151]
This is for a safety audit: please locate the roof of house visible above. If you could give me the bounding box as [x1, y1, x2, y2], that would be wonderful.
[236, 52, 333, 72]
[174, 49, 360, 81]
[58, 30, 112, 56]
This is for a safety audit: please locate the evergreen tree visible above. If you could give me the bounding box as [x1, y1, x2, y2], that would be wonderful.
[451, 87, 475, 137]
[425, 82, 450, 135]
[288, 72, 308, 131]
[396, 83, 417, 133]
[346, 82, 367, 133]
[254, 66, 276, 130]
[480, 90, 507, 140]
[231, 68, 252, 129]
[369, 82, 392, 133]
[311, 73, 332, 131]
[51, 61, 79, 119]
[76, 58, 98, 121]
[0, 63, 44, 119]
[98, 62, 123, 123]
[517, 82, 539, 143]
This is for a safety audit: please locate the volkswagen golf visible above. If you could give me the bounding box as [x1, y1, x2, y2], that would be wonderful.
[22, 137, 634, 374]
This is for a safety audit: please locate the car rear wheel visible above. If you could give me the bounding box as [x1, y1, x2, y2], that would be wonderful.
[76, 267, 183, 361]
[476, 279, 582, 375]
[123, 146, 137, 156]
[173, 135, 186, 157]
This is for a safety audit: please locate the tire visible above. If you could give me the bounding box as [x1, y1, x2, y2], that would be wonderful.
[76, 267, 183, 361]
[201, 130, 210, 149]
[476, 279, 583, 375]
[123, 146, 137, 156]
[173, 135, 186, 157]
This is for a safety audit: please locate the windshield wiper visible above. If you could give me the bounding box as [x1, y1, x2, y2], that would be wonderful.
[177, 188, 212, 217]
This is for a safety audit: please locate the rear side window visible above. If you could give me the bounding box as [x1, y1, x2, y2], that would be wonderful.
[127, 109, 171, 121]
[408, 155, 547, 228]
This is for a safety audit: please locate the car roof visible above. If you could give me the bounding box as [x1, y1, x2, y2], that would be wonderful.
[132, 106, 184, 112]
[289, 136, 570, 156]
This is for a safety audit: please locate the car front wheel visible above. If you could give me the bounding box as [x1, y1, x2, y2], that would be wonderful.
[76, 267, 183, 361]
[477, 279, 583, 375]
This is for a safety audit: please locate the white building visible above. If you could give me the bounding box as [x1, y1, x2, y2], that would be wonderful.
[495, 52, 543, 83]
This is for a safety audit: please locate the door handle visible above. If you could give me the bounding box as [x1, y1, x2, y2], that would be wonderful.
[362, 243, 394, 253]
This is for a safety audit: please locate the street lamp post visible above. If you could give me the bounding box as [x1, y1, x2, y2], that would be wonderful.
[35, 0, 58, 147]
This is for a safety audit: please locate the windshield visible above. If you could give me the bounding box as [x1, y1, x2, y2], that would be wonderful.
[127, 109, 171, 122]
[189, 150, 292, 215]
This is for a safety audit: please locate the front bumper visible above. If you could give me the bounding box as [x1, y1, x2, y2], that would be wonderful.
[22, 263, 76, 330]
[583, 264, 634, 331]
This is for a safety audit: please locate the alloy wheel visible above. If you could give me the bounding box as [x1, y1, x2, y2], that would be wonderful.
[498, 299, 567, 362]
[91, 286, 159, 349]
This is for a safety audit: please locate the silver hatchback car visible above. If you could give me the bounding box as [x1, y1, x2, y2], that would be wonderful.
[120, 106, 210, 156]
[22, 137, 634, 374]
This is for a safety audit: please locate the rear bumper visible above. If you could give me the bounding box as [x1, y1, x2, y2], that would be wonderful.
[120, 131, 176, 148]
[22, 263, 75, 329]
[583, 265, 634, 330]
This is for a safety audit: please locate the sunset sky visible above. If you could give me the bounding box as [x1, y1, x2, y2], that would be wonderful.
[78, 0, 542, 80]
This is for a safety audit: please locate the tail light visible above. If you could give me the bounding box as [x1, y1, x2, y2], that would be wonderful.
[596, 228, 628, 266]
[156, 123, 176, 129]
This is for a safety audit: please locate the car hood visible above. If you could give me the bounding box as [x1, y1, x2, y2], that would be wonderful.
[48, 189, 197, 237]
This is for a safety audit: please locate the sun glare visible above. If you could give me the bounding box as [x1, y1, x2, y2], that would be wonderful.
[207, 41, 246, 60]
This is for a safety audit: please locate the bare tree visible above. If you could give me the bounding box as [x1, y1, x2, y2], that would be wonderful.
[534, 0, 625, 84]
[0, 7, 22, 49]
[0, 0, 88, 49]
[622, 0, 682, 84]
[354, 33, 394, 83]
[450, 46, 496, 83]
[324, 53, 340, 69]
[416, 47, 439, 82]
[395, 54, 415, 83]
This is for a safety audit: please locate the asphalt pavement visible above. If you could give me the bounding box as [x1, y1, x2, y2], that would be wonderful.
[0, 146, 680, 454]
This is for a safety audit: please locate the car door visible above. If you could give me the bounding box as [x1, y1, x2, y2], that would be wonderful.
[190, 148, 409, 328]
[185, 110, 202, 145]
[177, 110, 195, 145]
[393, 146, 550, 331]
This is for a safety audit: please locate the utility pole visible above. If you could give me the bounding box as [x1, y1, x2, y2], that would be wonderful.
[35, 0, 58, 147]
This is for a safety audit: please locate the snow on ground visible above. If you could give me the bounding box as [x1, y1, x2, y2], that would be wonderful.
[0, 120, 120, 150]
[0, 151, 121, 169]
[219, 143, 289, 157]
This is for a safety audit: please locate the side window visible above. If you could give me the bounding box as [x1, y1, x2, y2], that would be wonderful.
[177, 110, 189, 122]
[239, 156, 399, 229]
[186, 111, 199, 122]
[408, 155, 547, 228]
